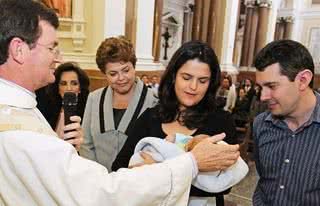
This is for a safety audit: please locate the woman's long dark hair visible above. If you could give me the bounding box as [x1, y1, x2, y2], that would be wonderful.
[37, 62, 90, 129]
[157, 40, 221, 129]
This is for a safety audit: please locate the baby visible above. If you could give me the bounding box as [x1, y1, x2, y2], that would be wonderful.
[129, 134, 248, 193]
[165, 133, 216, 152]
[129, 133, 209, 168]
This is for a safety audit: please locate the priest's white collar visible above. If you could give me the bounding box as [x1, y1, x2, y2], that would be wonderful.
[0, 77, 37, 109]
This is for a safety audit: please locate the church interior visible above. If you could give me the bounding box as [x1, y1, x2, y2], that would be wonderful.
[50, 0, 320, 205]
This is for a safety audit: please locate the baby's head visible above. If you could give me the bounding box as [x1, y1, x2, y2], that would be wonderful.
[165, 133, 192, 151]
[165, 133, 210, 151]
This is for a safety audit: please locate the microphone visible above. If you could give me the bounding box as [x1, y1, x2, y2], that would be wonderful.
[62, 92, 78, 126]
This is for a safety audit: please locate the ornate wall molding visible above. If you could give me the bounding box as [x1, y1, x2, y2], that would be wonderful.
[58, 0, 86, 52]
[245, 0, 272, 8]
[278, 8, 295, 17]
[299, 10, 320, 18]
[63, 52, 96, 69]
[277, 16, 294, 23]
[257, 0, 272, 8]
[308, 27, 320, 73]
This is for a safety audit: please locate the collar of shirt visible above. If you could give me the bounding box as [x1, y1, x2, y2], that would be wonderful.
[0, 78, 37, 109]
[310, 91, 320, 123]
[265, 91, 320, 126]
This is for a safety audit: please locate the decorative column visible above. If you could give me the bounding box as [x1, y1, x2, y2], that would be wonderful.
[274, 17, 285, 40]
[291, 0, 304, 41]
[265, 0, 279, 43]
[104, 0, 126, 37]
[60, 0, 86, 52]
[182, 2, 194, 43]
[200, 0, 211, 42]
[240, 1, 255, 67]
[284, 17, 293, 39]
[62, 0, 94, 67]
[220, 0, 240, 74]
[274, 16, 293, 40]
[207, 0, 226, 58]
[254, 1, 271, 56]
[274, 20, 280, 40]
[125, 0, 137, 46]
[152, 0, 164, 62]
[232, 0, 243, 66]
[246, 5, 259, 67]
[207, 0, 217, 48]
[278, 19, 285, 39]
[192, 0, 203, 40]
[135, 0, 162, 70]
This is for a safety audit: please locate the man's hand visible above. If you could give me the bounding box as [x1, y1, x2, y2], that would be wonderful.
[63, 115, 84, 151]
[190, 133, 240, 172]
[185, 134, 210, 151]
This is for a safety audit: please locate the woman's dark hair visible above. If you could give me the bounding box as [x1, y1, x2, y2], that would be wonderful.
[157, 40, 221, 129]
[41, 62, 90, 128]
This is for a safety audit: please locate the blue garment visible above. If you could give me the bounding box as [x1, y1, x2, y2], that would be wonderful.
[129, 137, 248, 193]
[253, 92, 320, 206]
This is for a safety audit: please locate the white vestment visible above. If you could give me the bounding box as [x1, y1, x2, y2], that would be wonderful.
[0, 78, 193, 206]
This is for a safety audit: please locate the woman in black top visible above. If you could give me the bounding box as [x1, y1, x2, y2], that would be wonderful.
[36, 62, 89, 137]
[113, 41, 237, 206]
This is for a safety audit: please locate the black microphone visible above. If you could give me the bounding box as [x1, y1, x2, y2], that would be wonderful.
[62, 92, 78, 127]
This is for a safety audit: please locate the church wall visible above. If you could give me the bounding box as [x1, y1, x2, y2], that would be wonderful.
[297, 1, 320, 74]
[54, 0, 320, 87]
[213, 0, 226, 60]
[57, 0, 105, 69]
[83, 0, 105, 53]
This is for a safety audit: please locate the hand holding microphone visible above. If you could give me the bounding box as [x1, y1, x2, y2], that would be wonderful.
[62, 92, 78, 126]
[62, 92, 84, 150]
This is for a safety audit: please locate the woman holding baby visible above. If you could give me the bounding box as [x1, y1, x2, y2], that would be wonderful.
[112, 40, 242, 206]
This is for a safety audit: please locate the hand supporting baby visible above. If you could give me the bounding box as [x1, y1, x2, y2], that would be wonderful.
[129, 151, 157, 168]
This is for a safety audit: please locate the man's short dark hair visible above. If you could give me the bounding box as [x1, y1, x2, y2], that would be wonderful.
[0, 0, 59, 65]
[253, 40, 315, 87]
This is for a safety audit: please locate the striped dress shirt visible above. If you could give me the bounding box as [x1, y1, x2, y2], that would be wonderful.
[253, 92, 320, 206]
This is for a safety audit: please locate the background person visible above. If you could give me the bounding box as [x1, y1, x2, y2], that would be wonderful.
[113, 40, 240, 206]
[253, 39, 320, 205]
[140, 74, 151, 87]
[0, 1, 240, 206]
[232, 88, 250, 128]
[243, 78, 255, 108]
[216, 75, 236, 113]
[36, 62, 89, 144]
[150, 74, 160, 96]
[79, 36, 158, 171]
[223, 74, 237, 113]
